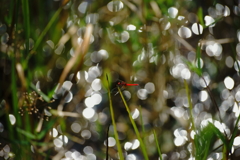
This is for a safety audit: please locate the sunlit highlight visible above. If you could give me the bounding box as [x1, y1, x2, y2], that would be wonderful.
[224, 76, 234, 90]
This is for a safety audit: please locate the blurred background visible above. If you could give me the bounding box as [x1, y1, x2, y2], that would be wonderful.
[1, 0, 240, 159]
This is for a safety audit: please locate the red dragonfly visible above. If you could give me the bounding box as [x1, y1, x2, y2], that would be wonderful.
[112, 80, 139, 96]
[116, 81, 139, 87]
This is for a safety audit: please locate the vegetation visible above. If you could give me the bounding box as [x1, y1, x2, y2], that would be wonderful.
[1, 0, 240, 159]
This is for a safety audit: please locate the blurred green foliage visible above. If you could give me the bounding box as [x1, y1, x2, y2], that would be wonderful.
[1, 0, 240, 160]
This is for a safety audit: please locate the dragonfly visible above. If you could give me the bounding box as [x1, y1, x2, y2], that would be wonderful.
[116, 81, 139, 87]
[112, 80, 139, 96]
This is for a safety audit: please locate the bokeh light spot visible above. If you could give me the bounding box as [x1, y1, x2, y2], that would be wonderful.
[78, 2, 88, 14]
[9, 114, 16, 125]
[234, 60, 240, 72]
[233, 137, 240, 146]
[81, 130, 91, 139]
[98, 49, 109, 60]
[54, 44, 65, 55]
[204, 15, 215, 27]
[64, 91, 73, 103]
[174, 128, 187, 146]
[91, 93, 102, 105]
[123, 90, 131, 101]
[199, 90, 208, 102]
[83, 108, 95, 119]
[105, 137, 116, 147]
[131, 139, 140, 150]
[225, 56, 233, 68]
[144, 82, 155, 94]
[126, 154, 137, 160]
[235, 91, 240, 102]
[54, 138, 63, 148]
[224, 76, 234, 90]
[137, 89, 148, 100]
[191, 23, 203, 35]
[117, 31, 130, 43]
[168, 7, 178, 18]
[206, 42, 222, 57]
[124, 142, 132, 151]
[127, 24, 136, 31]
[178, 26, 192, 38]
[85, 97, 95, 108]
[181, 68, 191, 80]
[50, 128, 58, 138]
[62, 81, 72, 91]
[55, 57, 66, 69]
[91, 79, 101, 91]
[107, 1, 124, 12]
[131, 109, 139, 119]
[199, 73, 211, 88]
[71, 122, 81, 133]
[83, 146, 93, 154]
[174, 137, 185, 146]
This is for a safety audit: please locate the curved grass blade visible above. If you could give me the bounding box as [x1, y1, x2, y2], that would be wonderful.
[106, 74, 124, 160]
[32, 8, 62, 53]
[184, 80, 196, 131]
[117, 86, 149, 160]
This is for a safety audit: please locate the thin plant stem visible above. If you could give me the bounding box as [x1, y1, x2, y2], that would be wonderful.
[153, 129, 163, 160]
[106, 75, 124, 160]
[184, 80, 195, 131]
[117, 86, 149, 160]
[21, 0, 30, 55]
[184, 79, 196, 157]
[106, 124, 110, 160]
[201, 77, 227, 137]
[28, 8, 62, 61]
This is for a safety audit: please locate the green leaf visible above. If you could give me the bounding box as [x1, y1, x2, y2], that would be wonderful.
[194, 123, 216, 160]
[197, 7, 205, 27]
[17, 127, 37, 139]
[182, 58, 202, 76]
[208, 122, 227, 146]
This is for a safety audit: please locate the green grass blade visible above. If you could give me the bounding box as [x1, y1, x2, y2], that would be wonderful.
[106, 75, 124, 160]
[196, 44, 202, 76]
[229, 110, 240, 149]
[27, 8, 62, 62]
[184, 79, 196, 157]
[117, 87, 149, 160]
[194, 123, 216, 160]
[207, 122, 228, 160]
[30, 83, 51, 102]
[34, 8, 62, 51]
[184, 80, 195, 131]
[21, 0, 30, 55]
[11, 56, 19, 120]
[16, 127, 37, 139]
[197, 7, 204, 27]
[153, 129, 163, 160]
[208, 122, 227, 146]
